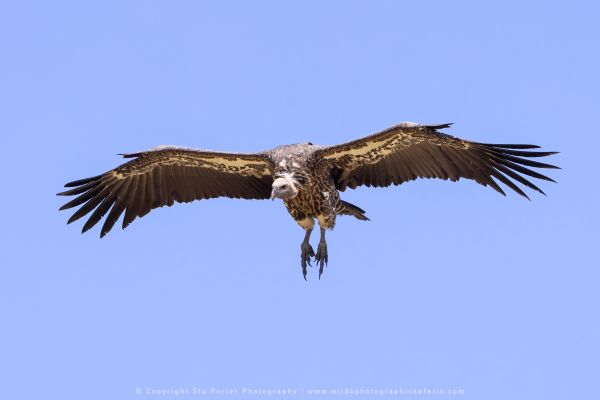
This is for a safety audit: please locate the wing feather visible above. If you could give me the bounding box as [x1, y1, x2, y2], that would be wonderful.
[141, 168, 154, 217]
[82, 181, 124, 233]
[315, 123, 558, 197]
[101, 179, 131, 237]
[67, 184, 113, 224]
[122, 175, 141, 229]
[59, 185, 103, 211]
[58, 148, 274, 236]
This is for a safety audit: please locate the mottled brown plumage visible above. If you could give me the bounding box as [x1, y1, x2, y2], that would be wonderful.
[58, 122, 559, 279]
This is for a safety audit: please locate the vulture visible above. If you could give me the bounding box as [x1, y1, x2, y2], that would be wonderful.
[58, 122, 559, 279]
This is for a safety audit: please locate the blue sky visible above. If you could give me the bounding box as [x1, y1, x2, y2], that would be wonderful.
[1, 1, 598, 399]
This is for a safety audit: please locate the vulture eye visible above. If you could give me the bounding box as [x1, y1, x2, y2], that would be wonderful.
[281, 184, 288, 190]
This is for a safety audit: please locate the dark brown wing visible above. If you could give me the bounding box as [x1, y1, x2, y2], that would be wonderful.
[314, 122, 559, 197]
[58, 147, 274, 237]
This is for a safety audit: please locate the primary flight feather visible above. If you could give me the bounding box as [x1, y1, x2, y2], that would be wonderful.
[58, 122, 559, 279]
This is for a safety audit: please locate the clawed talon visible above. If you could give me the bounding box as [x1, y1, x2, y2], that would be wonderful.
[301, 242, 315, 280]
[316, 242, 328, 279]
[298, 226, 329, 280]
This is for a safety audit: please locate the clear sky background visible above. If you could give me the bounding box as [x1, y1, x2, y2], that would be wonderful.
[1, 1, 598, 399]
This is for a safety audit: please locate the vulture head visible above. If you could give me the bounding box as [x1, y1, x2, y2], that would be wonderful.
[271, 173, 300, 200]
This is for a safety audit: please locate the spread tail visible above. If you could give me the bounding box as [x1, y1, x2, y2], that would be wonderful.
[340, 200, 369, 221]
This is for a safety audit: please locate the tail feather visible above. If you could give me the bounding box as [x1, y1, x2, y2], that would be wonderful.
[340, 200, 369, 221]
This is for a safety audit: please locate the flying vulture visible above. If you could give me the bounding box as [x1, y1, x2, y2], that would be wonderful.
[58, 122, 559, 279]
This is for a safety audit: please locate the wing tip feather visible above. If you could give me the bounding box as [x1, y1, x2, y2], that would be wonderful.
[425, 123, 453, 130]
[63, 175, 102, 187]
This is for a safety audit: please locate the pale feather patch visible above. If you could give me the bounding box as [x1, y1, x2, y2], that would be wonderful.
[151, 145, 182, 151]
[297, 217, 315, 230]
[322, 135, 399, 160]
[317, 215, 331, 229]
[397, 121, 420, 127]
[121, 148, 271, 178]
[273, 174, 300, 191]
[276, 172, 297, 184]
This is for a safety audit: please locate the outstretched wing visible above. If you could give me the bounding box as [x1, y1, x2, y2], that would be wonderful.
[58, 148, 274, 237]
[314, 122, 559, 197]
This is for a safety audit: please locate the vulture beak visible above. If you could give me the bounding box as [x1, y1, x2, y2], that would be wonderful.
[270, 189, 277, 201]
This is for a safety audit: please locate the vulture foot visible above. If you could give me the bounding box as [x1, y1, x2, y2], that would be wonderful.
[300, 241, 315, 280]
[316, 242, 328, 279]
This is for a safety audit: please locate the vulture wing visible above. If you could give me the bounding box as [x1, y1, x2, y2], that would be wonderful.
[58, 148, 274, 237]
[314, 122, 559, 197]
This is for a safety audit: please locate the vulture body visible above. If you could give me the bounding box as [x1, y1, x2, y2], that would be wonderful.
[58, 122, 559, 279]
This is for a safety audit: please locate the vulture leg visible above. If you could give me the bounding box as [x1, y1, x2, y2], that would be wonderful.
[300, 228, 315, 280]
[315, 227, 328, 278]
